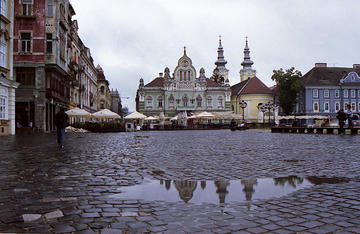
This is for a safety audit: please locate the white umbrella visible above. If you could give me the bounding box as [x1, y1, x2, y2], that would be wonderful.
[145, 116, 158, 121]
[170, 116, 178, 121]
[124, 111, 147, 120]
[92, 109, 120, 119]
[196, 111, 215, 118]
[66, 107, 91, 117]
[188, 115, 198, 119]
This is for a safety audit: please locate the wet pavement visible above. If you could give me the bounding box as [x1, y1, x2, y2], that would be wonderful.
[0, 130, 360, 233]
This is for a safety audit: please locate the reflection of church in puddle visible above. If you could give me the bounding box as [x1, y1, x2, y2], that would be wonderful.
[160, 176, 304, 204]
[160, 179, 257, 203]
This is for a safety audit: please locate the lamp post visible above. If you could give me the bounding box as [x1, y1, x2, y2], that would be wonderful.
[257, 103, 267, 128]
[265, 102, 275, 126]
[339, 78, 344, 110]
[239, 100, 247, 121]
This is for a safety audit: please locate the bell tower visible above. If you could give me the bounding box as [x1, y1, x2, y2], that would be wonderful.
[239, 37, 256, 82]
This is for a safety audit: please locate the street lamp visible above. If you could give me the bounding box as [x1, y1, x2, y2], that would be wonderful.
[265, 102, 276, 126]
[257, 103, 267, 128]
[239, 100, 247, 121]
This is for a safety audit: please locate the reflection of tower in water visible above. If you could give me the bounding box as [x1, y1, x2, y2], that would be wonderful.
[174, 181, 197, 203]
[165, 180, 171, 190]
[201, 181, 206, 190]
[241, 178, 258, 201]
[214, 181, 230, 204]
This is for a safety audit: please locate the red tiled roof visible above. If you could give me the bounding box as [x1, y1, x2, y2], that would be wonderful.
[230, 79, 248, 95]
[144, 77, 163, 87]
[205, 78, 221, 87]
[241, 77, 272, 94]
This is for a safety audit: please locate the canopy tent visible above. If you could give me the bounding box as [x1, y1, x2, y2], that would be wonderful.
[66, 107, 91, 117]
[211, 111, 242, 120]
[170, 116, 178, 121]
[92, 109, 120, 119]
[145, 116, 158, 121]
[196, 111, 215, 119]
[124, 111, 147, 120]
[188, 114, 198, 119]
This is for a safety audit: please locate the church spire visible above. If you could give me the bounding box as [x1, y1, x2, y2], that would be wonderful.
[213, 36, 229, 84]
[215, 35, 227, 69]
[241, 36, 254, 69]
[239, 37, 256, 82]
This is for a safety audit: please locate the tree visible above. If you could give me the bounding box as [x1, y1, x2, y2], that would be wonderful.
[271, 67, 303, 115]
[211, 68, 224, 85]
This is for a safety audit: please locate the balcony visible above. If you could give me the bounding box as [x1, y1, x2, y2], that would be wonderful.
[71, 80, 80, 88]
[46, 88, 69, 104]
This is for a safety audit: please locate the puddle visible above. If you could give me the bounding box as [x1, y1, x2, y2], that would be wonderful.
[109, 176, 314, 204]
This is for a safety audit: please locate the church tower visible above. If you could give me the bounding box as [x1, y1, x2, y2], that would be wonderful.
[213, 36, 229, 85]
[239, 37, 256, 82]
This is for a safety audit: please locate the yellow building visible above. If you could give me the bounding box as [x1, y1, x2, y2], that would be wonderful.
[230, 39, 274, 123]
[231, 77, 273, 123]
[0, 0, 19, 135]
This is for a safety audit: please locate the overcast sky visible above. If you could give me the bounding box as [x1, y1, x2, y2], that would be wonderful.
[71, 0, 360, 111]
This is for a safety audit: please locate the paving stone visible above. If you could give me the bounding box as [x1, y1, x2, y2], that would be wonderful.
[22, 214, 42, 222]
[101, 229, 124, 234]
[44, 210, 64, 220]
[127, 221, 147, 229]
[102, 212, 120, 217]
[53, 224, 76, 233]
[147, 225, 168, 232]
[82, 212, 100, 218]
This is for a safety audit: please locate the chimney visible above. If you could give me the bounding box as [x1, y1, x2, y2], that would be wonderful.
[353, 64, 360, 69]
[315, 63, 327, 68]
[159, 73, 163, 77]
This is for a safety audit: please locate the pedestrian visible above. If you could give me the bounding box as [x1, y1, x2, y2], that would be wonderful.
[54, 107, 69, 149]
[336, 108, 347, 134]
[344, 104, 353, 128]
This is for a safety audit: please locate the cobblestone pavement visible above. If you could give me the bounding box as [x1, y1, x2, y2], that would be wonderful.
[0, 130, 360, 233]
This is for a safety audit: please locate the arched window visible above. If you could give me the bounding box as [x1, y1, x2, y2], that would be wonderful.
[100, 86, 105, 95]
[168, 95, 174, 109]
[182, 95, 188, 107]
[157, 96, 163, 108]
[196, 95, 202, 107]
[207, 96, 212, 108]
[146, 96, 153, 109]
[217, 96, 223, 108]
[188, 71, 191, 81]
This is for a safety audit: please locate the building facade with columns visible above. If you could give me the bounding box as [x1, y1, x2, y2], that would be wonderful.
[136, 44, 232, 117]
[0, 0, 19, 135]
[14, 0, 75, 132]
[230, 39, 274, 123]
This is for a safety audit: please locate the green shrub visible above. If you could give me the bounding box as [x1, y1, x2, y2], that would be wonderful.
[72, 121, 125, 132]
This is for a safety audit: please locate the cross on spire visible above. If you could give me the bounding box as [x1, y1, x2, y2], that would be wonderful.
[184, 46, 186, 55]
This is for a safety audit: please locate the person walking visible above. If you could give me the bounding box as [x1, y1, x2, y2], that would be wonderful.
[344, 104, 353, 128]
[54, 108, 69, 149]
[336, 108, 347, 134]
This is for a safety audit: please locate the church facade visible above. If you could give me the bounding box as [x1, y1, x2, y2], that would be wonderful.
[136, 41, 232, 117]
[230, 39, 274, 123]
